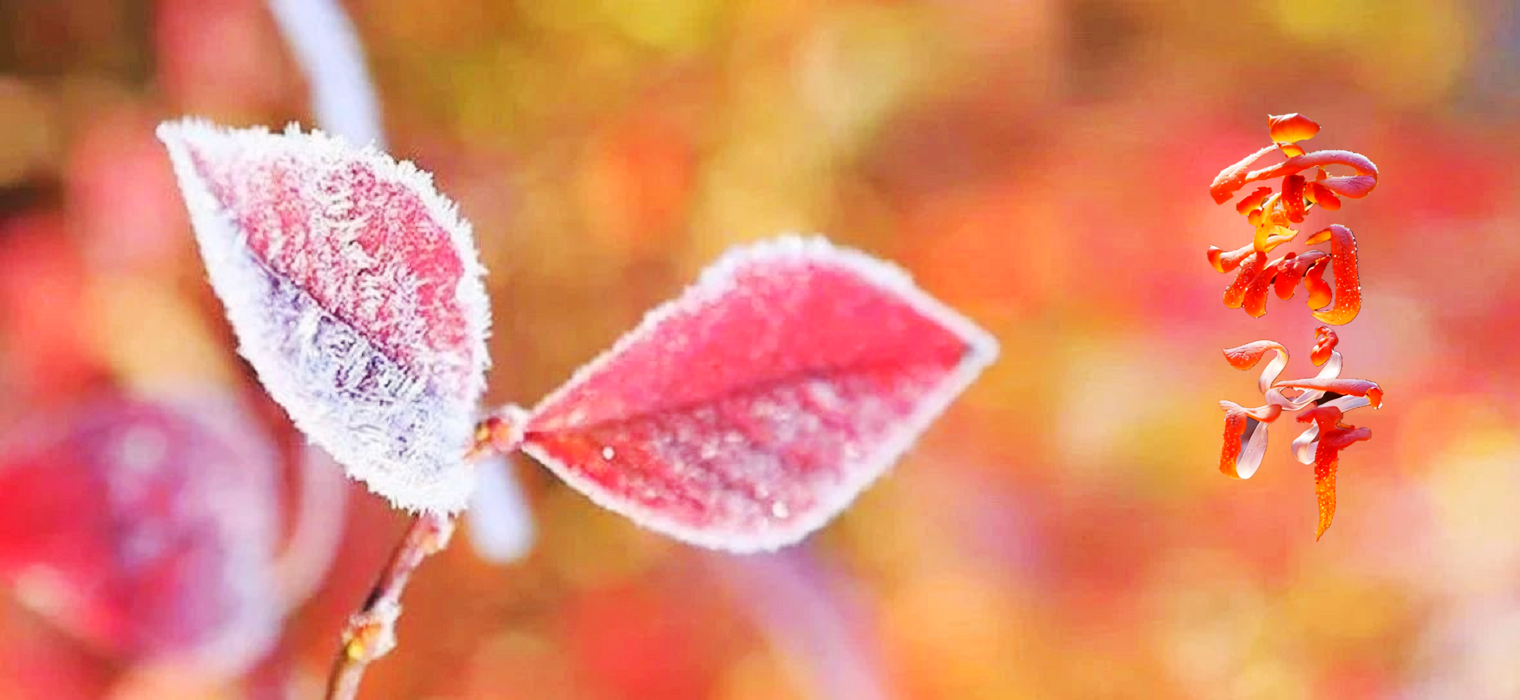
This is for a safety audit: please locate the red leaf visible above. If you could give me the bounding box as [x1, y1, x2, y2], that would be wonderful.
[1295, 406, 1373, 540]
[1209, 145, 1278, 204]
[0, 397, 282, 674]
[1280, 174, 1307, 223]
[1234, 186, 1273, 216]
[1241, 150, 1379, 194]
[157, 120, 490, 512]
[1309, 326, 1340, 367]
[1268, 113, 1320, 152]
[518, 237, 998, 551]
[1305, 225, 1362, 325]
[1240, 256, 1280, 318]
[1221, 339, 1286, 371]
[1222, 251, 1267, 309]
[1272, 378, 1384, 408]
[1207, 242, 1256, 274]
[1304, 255, 1333, 309]
[1218, 401, 1272, 479]
[1273, 249, 1326, 301]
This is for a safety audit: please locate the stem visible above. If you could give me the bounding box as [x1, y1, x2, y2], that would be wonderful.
[323, 510, 454, 700]
[322, 407, 526, 700]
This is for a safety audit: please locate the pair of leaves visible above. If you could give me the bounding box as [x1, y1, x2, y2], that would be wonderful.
[158, 121, 999, 553]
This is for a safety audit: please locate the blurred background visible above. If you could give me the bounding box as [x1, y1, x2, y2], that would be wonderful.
[1, 0, 1519, 698]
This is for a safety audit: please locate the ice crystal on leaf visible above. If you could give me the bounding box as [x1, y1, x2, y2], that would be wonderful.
[157, 120, 489, 513]
[516, 236, 999, 552]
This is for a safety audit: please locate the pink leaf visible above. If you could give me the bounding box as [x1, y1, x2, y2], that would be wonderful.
[157, 119, 490, 512]
[519, 236, 998, 552]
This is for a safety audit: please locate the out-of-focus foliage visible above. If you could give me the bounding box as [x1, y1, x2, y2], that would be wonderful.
[0, 0, 1517, 698]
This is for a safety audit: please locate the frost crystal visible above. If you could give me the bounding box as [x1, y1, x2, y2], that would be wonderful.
[521, 236, 999, 551]
[158, 120, 490, 512]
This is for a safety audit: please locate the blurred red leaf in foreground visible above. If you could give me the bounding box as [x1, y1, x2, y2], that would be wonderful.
[0, 396, 283, 676]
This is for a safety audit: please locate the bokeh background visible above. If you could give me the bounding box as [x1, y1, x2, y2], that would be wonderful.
[2, 0, 1519, 698]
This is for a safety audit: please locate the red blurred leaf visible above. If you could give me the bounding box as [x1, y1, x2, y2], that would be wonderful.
[157, 120, 490, 512]
[518, 237, 998, 552]
[0, 397, 282, 674]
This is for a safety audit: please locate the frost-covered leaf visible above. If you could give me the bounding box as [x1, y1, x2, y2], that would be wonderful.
[157, 119, 490, 512]
[0, 396, 281, 676]
[519, 236, 999, 552]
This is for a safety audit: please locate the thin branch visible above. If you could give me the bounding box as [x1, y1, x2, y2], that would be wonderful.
[267, 0, 385, 148]
[323, 509, 454, 700]
[322, 411, 525, 700]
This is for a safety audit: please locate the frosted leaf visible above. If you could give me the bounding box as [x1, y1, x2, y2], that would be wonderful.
[157, 119, 490, 512]
[0, 396, 282, 677]
[465, 454, 536, 563]
[520, 235, 999, 552]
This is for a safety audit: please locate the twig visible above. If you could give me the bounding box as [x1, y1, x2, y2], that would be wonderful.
[267, 0, 385, 148]
[322, 410, 525, 700]
[323, 509, 454, 700]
